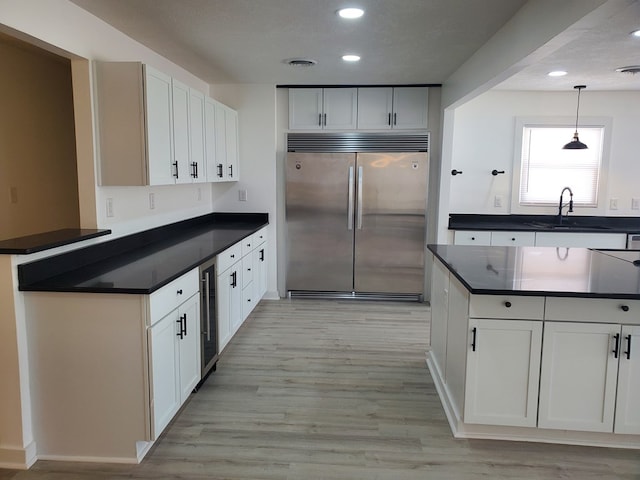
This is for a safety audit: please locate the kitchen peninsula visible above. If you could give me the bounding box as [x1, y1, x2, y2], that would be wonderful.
[7, 212, 268, 465]
[428, 244, 640, 449]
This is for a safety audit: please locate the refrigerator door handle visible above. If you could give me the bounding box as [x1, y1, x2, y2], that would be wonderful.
[357, 166, 363, 230]
[348, 166, 355, 230]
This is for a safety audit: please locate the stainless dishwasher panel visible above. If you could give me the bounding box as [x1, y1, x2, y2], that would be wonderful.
[627, 234, 640, 249]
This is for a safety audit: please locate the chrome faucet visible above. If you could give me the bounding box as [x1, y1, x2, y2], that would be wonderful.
[558, 187, 574, 224]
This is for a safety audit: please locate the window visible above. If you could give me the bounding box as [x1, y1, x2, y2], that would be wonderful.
[512, 118, 610, 212]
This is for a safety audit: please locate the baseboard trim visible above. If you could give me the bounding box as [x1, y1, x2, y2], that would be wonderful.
[0, 441, 37, 470]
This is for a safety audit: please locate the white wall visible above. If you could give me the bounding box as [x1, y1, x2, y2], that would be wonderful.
[209, 84, 279, 299]
[448, 90, 640, 216]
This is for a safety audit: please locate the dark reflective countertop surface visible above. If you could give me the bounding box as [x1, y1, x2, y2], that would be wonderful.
[449, 214, 640, 233]
[0, 229, 112, 254]
[429, 244, 640, 299]
[18, 213, 268, 294]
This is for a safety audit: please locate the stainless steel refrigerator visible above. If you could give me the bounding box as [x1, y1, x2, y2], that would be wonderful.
[285, 134, 428, 298]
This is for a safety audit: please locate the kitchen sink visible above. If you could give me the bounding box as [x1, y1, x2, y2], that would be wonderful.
[525, 221, 611, 230]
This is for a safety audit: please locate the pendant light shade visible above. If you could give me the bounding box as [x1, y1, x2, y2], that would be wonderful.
[563, 85, 588, 150]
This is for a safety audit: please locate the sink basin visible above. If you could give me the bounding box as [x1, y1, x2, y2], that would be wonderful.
[525, 221, 610, 231]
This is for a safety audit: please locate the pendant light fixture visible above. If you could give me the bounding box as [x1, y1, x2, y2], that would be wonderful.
[563, 85, 588, 150]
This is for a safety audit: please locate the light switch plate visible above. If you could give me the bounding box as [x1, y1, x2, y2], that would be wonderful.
[494, 195, 503, 208]
[106, 198, 114, 217]
[149, 193, 155, 210]
[632, 198, 640, 210]
[609, 198, 619, 210]
[239, 189, 248, 202]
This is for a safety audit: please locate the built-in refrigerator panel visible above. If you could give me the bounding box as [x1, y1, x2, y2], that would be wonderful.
[354, 152, 427, 294]
[286, 152, 356, 292]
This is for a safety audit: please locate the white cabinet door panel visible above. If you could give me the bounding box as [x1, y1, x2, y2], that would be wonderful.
[429, 258, 449, 379]
[535, 232, 626, 248]
[357, 87, 393, 130]
[149, 312, 180, 439]
[323, 88, 357, 130]
[538, 322, 619, 432]
[145, 66, 174, 186]
[392, 87, 428, 129]
[453, 231, 491, 246]
[490, 231, 536, 246]
[289, 88, 323, 130]
[615, 325, 640, 434]
[225, 107, 239, 181]
[171, 79, 191, 184]
[189, 89, 206, 182]
[464, 319, 542, 427]
[178, 294, 200, 402]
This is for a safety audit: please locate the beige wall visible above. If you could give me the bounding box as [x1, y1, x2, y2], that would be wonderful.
[0, 37, 80, 240]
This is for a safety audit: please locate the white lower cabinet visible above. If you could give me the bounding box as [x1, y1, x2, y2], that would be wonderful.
[148, 290, 200, 438]
[216, 227, 269, 353]
[217, 260, 242, 351]
[464, 318, 542, 427]
[615, 325, 640, 434]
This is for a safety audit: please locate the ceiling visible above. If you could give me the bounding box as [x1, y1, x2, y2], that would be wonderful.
[69, 0, 640, 91]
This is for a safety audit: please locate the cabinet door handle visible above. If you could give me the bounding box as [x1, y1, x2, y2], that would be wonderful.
[388, 113, 391, 126]
[612, 333, 620, 359]
[217, 164, 223, 178]
[471, 327, 477, 352]
[177, 289, 183, 295]
[323, 113, 327, 126]
[176, 317, 184, 339]
[393, 113, 397, 125]
[620, 305, 630, 312]
[191, 162, 198, 178]
[260, 249, 264, 261]
[625, 334, 632, 360]
[229, 165, 233, 178]
[204, 271, 211, 341]
[173, 161, 179, 179]
[182, 313, 187, 336]
[318, 113, 322, 126]
[231, 271, 237, 288]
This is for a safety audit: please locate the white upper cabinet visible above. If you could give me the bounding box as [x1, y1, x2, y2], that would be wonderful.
[289, 88, 357, 130]
[205, 99, 239, 183]
[392, 87, 429, 129]
[171, 79, 191, 184]
[96, 62, 237, 186]
[188, 88, 206, 183]
[357, 87, 428, 130]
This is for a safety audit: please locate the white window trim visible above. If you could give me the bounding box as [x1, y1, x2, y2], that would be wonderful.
[510, 116, 613, 216]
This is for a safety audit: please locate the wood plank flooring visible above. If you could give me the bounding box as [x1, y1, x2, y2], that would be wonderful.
[2, 299, 640, 479]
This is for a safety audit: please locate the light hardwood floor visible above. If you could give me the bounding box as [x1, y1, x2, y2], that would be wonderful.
[2, 299, 639, 479]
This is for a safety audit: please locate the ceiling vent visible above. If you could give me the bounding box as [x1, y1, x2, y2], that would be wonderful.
[615, 65, 640, 74]
[285, 58, 317, 67]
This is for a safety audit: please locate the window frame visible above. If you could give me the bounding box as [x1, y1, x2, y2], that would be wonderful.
[510, 116, 612, 216]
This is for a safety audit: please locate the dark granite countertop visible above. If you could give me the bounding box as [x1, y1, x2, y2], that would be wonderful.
[449, 214, 640, 234]
[428, 244, 640, 299]
[0, 228, 112, 254]
[18, 212, 268, 294]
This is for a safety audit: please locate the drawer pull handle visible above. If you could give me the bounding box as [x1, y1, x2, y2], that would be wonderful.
[471, 327, 477, 352]
[504, 301, 512, 308]
[625, 334, 632, 360]
[511, 238, 516, 241]
[177, 289, 183, 295]
[612, 333, 620, 359]
[620, 305, 630, 312]
[471, 237, 475, 241]
[230, 254, 235, 258]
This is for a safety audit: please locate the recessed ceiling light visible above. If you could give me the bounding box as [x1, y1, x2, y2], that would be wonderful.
[631, 29, 640, 38]
[337, 7, 364, 19]
[342, 54, 361, 62]
[548, 70, 568, 77]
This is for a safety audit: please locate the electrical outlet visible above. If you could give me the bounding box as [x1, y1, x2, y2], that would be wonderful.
[149, 193, 155, 210]
[238, 189, 248, 202]
[632, 198, 640, 210]
[106, 198, 114, 217]
[9, 186, 18, 204]
[494, 195, 503, 208]
[610, 198, 619, 210]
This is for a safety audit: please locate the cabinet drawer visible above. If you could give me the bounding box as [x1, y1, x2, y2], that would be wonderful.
[217, 243, 242, 273]
[242, 255, 254, 288]
[469, 295, 545, 320]
[545, 297, 640, 325]
[490, 231, 535, 246]
[453, 231, 491, 246]
[254, 227, 267, 246]
[149, 269, 199, 325]
[241, 235, 254, 257]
